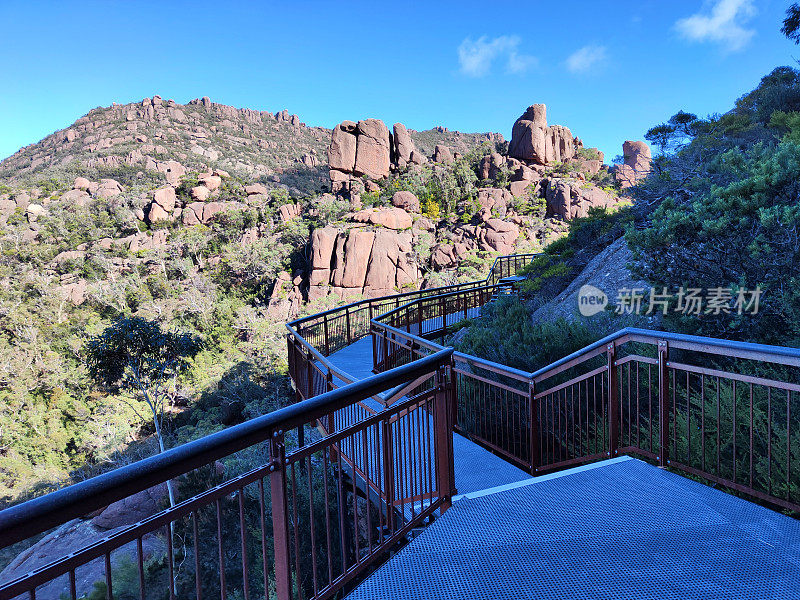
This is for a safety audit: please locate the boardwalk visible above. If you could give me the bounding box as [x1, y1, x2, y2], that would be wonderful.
[327, 336, 533, 495]
[328, 330, 800, 599]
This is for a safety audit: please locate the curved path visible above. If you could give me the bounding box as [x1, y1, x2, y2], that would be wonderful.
[286, 255, 800, 600]
[325, 319, 533, 496]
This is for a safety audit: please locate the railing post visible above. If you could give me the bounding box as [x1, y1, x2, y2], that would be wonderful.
[658, 340, 670, 467]
[286, 334, 294, 385]
[440, 295, 446, 336]
[607, 343, 619, 457]
[345, 307, 352, 345]
[417, 299, 423, 336]
[528, 380, 540, 474]
[449, 357, 458, 429]
[434, 364, 455, 511]
[269, 431, 292, 600]
[323, 313, 330, 356]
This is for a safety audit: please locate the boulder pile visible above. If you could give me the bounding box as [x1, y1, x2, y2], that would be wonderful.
[328, 119, 450, 193]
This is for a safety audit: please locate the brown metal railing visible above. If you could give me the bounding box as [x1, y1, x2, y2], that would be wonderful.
[0, 350, 455, 600]
[370, 285, 800, 514]
[9, 250, 798, 600]
[286, 253, 538, 360]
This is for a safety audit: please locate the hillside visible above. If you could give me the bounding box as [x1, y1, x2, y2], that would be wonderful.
[0, 96, 498, 197]
[0, 94, 634, 509]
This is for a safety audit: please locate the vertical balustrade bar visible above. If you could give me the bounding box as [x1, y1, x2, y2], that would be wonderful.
[658, 340, 670, 467]
[323, 314, 330, 356]
[269, 432, 292, 600]
[136, 537, 145, 600]
[381, 330, 389, 372]
[382, 419, 395, 534]
[607, 343, 619, 458]
[439, 295, 446, 337]
[529, 381, 539, 474]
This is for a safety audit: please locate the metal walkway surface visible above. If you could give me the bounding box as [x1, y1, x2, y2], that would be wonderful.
[349, 456, 800, 600]
[327, 336, 533, 495]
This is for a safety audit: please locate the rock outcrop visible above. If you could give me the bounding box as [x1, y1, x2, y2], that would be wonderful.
[352, 207, 413, 230]
[392, 123, 416, 168]
[530, 236, 654, 329]
[307, 226, 421, 299]
[327, 119, 466, 193]
[508, 104, 578, 165]
[328, 119, 393, 191]
[614, 140, 652, 188]
[353, 119, 391, 179]
[328, 121, 358, 175]
[433, 145, 454, 164]
[545, 179, 617, 220]
[391, 190, 419, 213]
[148, 186, 177, 222]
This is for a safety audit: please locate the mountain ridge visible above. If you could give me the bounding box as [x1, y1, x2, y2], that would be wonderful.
[0, 95, 502, 197]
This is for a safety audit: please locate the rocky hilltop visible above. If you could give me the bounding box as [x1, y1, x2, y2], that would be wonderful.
[294, 105, 650, 304]
[0, 96, 331, 194]
[0, 96, 496, 197]
[0, 100, 650, 319]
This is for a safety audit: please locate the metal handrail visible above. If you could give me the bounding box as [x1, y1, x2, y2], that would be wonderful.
[289, 250, 800, 514]
[286, 253, 538, 330]
[0, 349, 454, 549]
[374, 314, 800, 386]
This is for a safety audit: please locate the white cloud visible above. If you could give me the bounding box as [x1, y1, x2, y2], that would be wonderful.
[457, 35, 537, 77]
[675, 0, 756, 52]
[506, 50, 539, 74]
[565, 45, 608, 74]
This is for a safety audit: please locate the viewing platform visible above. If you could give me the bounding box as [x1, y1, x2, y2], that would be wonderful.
[350, 456, 800, 600]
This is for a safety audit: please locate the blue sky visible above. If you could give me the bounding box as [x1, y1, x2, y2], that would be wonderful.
[1, 0, 798, 162]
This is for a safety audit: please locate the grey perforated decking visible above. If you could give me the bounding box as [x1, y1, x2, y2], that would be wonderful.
[348, 456, 800, 599]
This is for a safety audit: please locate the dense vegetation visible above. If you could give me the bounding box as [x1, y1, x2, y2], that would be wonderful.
[0, 131, 560, 509]
[628, 66, 800, 346]
[501, 65, 800, 356]
[0, 181, 304, 505]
